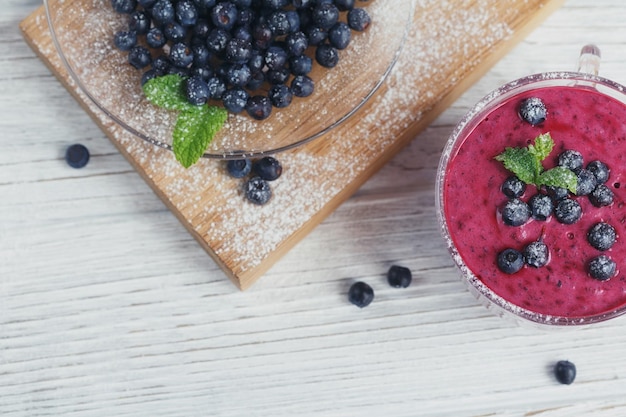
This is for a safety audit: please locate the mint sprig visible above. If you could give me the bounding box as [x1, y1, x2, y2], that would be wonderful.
[142, 74, 228, 168]
[495, 133, 578, 193]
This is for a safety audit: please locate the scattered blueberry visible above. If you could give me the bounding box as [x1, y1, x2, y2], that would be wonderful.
[315, 43, 339, 68]
[554, 198, 582, 225]
[328, 22, 351, 49]
[246, 95, 272, 120]
[554, 360, 576, 385]
[151, 0, 175, 25]
[588, 255, 617, 281]
[146, 27, 167, 48]
[529, 193, 553, 221]
[211, 1, 238, 30]
[589, 184, 614, 207]
[587, 222, 616, 251]
[226, 157, 252, 178]
[501, 176, 526, 198]
[518, 97, 547, 126]
[587, 160, 610, 184]
[312, 3, 339, 29]
[348, 281, 374, 308]
[253, 156, 282, 181]
[244, 176, 272, 205]
[546, 185, 569, 202]
[114, 30, 137, 51]
[129, 10, 151, 34]
[128, 45, 152, 69]
[575, 169, 597, 196]
[497, 248, 525, 274]
[501, 198, 531, 226]
[291, 75, 314, 97]
[558, 149, 584, 173]
[65, 144, 90, 168]
[387, 265, 412, 288]
[524, 240, 549, 268]
[268, 84, 293, 108]
[222, 88, 250, 113]
[347, 7, 371, 31]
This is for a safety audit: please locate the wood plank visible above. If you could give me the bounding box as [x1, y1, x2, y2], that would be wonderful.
[20, 0, 566, 289]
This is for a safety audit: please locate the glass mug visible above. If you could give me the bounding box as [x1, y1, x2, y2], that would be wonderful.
[436, 45, 626, 326]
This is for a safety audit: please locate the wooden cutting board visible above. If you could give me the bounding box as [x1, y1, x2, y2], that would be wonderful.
[20, 0, 565, 290]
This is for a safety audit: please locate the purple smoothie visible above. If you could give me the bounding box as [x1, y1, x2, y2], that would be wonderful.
[443, 84, 626, 320]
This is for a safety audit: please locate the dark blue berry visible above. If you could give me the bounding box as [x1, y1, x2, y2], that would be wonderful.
[222, 88, 250, 113]
[291, 75, 314, 97]
[233, 26, 253, 42]
[244, 176, 272, 205]
[529, 193, 553, 221]
[192, 44, 211, 67]
[246, 71, 265, 90]
[211, 2, 238, 30]
[546, 185, 569, 202]
[587, 222, 616, 251]
[264, 45, 288, 70]
[65, 144, 90, 168]
[192, 18, 212, 39]
[387, 265, 412, 288]
[246, 95, 272, 120]
[206, 28, 231, 53]
[146, 27, 167, 49]
[589, 184, 614, 207]
[554, 198, 582, 224]
[588, 255, 617, 281]
[554, 361, 576, 385]
[306, 26, 327, 46]
[267, 10, 290, 35]
[286, 31, 308, 56]
[129, 10, 150, 34]
[328, 22, 351, 49]
[524, 241, 549, 268]
[169, 42, 194, 67]
[114, 30, 137, 51]
[289, 54, 312, 75]
[268, 84, 293, 108]
[225, 38, 253, 63]
[587, 160, 610, 184]
[348, 281, 374, 308]
[190, 65, 213, 80]
[226, 158, 252, 178]
[111, 0, 137, 14]
[347, 7, 371, 31]
[315, 43, 339, 68]
[285, 10, 300, 32]
[185, 75, 210, 105]
[175, 0, 198, 26]
[266, 68, 290, 84]
[264, 0, 289, 9]
[225, 63, 252, 87]
[138, 0, 156, 8]
[206, 76, 227, 99]
[253, 156, 282, 181]
[128, 45, 152, 69]
[497, 248, 524, 274]
[312, 3, 339, 29]
[576, 169, 597, 196]
[151, 0, 175, 25]
[151, 55, 171, 75]
[164, 22, 187, 42]
[252, 23, 273, 49]
[141, 69, 157, 85]
[558, 149, 584, 173]
[501, 176, 526, 198]
[335, 0, 355, 11]
[518, 97, 547, 126]
[167, 65, 190, 77]
[501, 198, 531, 226]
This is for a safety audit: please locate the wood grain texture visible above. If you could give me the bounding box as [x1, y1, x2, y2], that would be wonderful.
[21, 0, 564, 289]
[3, 1, 626, 416]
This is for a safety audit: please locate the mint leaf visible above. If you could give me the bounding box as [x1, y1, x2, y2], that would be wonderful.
[538, 166, 578, 194]
[143, 74, 194, 111]
[528, 133, 554, 161]
[172, 106, 228, 168]
[494, 147, 538, 185]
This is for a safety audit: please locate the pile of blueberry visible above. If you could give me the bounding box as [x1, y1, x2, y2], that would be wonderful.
[497, 98, 618, 281]
[226, 155, 282, 204]
[110, 0, 372, 120]
[348, 265, 412, 308]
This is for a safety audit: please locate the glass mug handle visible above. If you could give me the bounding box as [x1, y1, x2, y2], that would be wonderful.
[578, 44, 601, 75]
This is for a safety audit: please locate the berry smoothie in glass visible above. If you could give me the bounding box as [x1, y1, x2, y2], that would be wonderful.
[437, 45, 626, 326]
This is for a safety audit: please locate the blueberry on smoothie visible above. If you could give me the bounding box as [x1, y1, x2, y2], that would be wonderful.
[497, 248, 525, 274]
[558, 149, 584, 173]
[518, 97, 547, 126]
[575, 169, 597, 196]
[529, 193, 553, 221]
[588, 255, 617, 281]
[501, 176, 526, 198]
[554, 360, 576, 385]
[587, 160, 610, 184]
[554, 198, 582, 225]
[587, 222, 616, 251]
[501, 198, 531, 226]
[524, 240, 549, 268]
[589, 184, 614, 207]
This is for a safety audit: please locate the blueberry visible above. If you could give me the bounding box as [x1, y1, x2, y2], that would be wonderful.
[206, 28, 231, 53]
[151, 0, 175, 25]
[185, 75, 210, 105]
[211, 1, 238, 30]
[246, 71, 265, 90]
[193, 18, 212, 39]
[588, 255, 617, 281]
[152, 55, 171, 75]
[266, 68, 290, 85]
[315, 43, 339, 68]
[558, 149, 584, 173]
[529, 193, 553, 221]
[291, 75, 314, 97]
[546, 185, 569, 202]
[146, 27, 167, 49]
[225, 63, 252, 87]
[312, 3, 339, 29]
[222, 87, 249, 113]
[348, 281, 374, 308]
[141, 69, 157, 86]
[268, 84, 293, 108]
[128, 45, 152, 69]
[169, 42, 194, 68]
[129, 10, 150, 35]
[328, 22, 351, 49]
[267, 10, 291, 35]
[114, 30, 137, 51]
[501, 176, 526, 198]
[225, 38, 253, 63]
[246, 95, 272, 120]
[138, 0, 156, 7]
[164, 22, 186, 42]
[175, 0, 198, 26]
[347, 7, 371, 31]
[335, 0, 355, 11]
[576, 169, 597, 196]
[587, 222, 616, 251]
[65, 144, 90, 168]
[289, 55, 313, 76]
[226, 158, 252, 178]
[111, 0, 137, 14]
[497, 248, 524, 274]
[252, 23, 273, 49]
[192, 44, 211, 67]
[518, 97, 547, 126]
[554, 360, 576, 385]
[206, 76, 227, 100]
[252, 156, 282, 181]
[244, 176, 272, 205]
[264, 45, 289, 71]
[554, 198, 582, 224]
[501, 198, 531, 226]
[264, 0, 289, 8]
[589, 184, 614, 207]
[306, 26, 328, 46]
[285, 10, 300, 33]
[587, 160, 610, 184]
[387, 265, 412, 288]
[524, 240, 549, 268]
[286, 31, 309, 56]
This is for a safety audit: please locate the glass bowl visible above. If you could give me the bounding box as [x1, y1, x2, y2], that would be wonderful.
[436, 65, 626, 327]
[43, 0, 414, 159]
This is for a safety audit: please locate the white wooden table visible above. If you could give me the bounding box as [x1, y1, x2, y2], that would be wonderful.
[3, 1, 626, 416]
